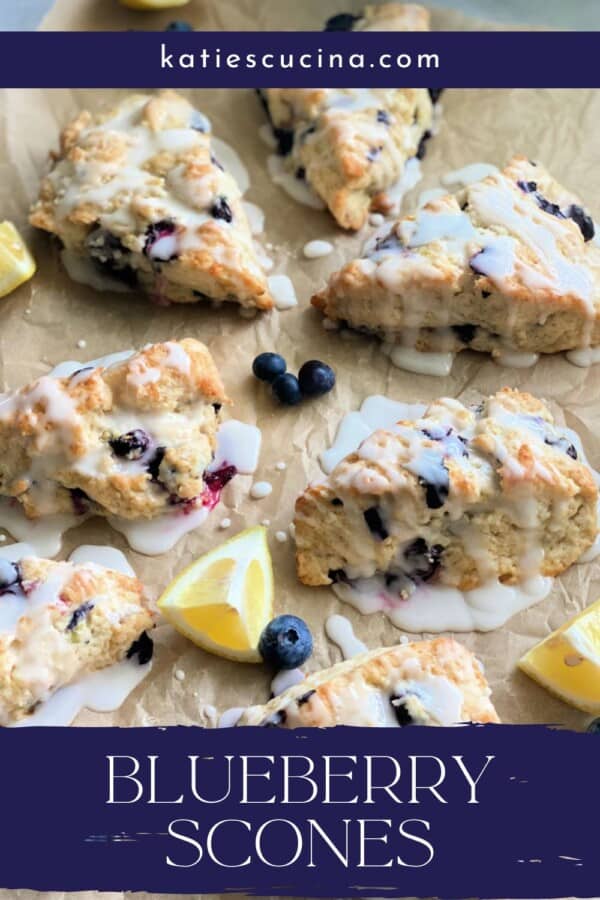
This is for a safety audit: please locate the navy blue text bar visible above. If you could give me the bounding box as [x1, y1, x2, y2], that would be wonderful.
[0, 32, 599, 87]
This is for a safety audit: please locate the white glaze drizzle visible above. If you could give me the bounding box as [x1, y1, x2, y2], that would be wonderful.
[325, 614, 367, 659]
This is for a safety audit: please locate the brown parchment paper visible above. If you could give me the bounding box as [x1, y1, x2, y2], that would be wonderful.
[1, 2, 599, 899]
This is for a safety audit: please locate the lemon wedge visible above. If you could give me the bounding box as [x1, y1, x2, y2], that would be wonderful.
[119, 0, 189, 10]
[158, 527, 273, 663]
[0, 222, 36, 299]
[519, 599, 600, 713]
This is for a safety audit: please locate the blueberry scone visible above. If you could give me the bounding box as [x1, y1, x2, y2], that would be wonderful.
[259, 4, 437, 230]
[312, 155, 600, 358]
[295, 389, 598, 591]
[238, 638, 499, 726]
[0, 339, 234, 522]
[0, 555, 154, 725]
[30, 90, 273, 310]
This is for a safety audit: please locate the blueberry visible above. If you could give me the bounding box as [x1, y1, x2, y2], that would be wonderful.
[273, 127, 294, 156]
[144, 220, 178, 260]
[544, 435, 578, 460]
[297, 689, 316, 706]
[126, 632, 154, 666]
[298, 360, 335, 398]
[517, 180, 537, 194]
[295, 166, 306, 180]
[203, 464, 237, 493]
[367, 146, 382, 162]
[328, 568, 348, 584]
[567, 204, 595, 242]
[70, 488, 91, 516]
[587, 718, 600, 734]
[109, 429, 150, 460]
[452, 323, 477, 344]
[210, 197, 233, 223]
[66, 600, 94, 632]
[272, 373, 302, 406]
[147, 446, 166, 482]
[403, 538, 443, 581]
[418, 473, 449, 509]
[85, 227, 137, 287]
[390, 694, 415, 726]
[252, 352, 287, 383]
[323, 12, 359, 31]
[534, 194, 565, 219]
[428, 89, 444, 104]
[0, 560, 19, 592]
[376, 109, 391, 125]
[165, 20, 193, 31]
[415, 130, 432, 161]
[259, 615, 313, 670]
[363, 506, 388, 541]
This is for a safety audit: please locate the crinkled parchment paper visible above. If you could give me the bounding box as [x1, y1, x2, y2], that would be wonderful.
[1, 1, 598, 898]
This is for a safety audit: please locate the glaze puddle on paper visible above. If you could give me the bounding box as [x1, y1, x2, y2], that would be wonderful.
[0, 351, 262, 557]
[2, 544, 151, 728]
[318, 395, 598, 633]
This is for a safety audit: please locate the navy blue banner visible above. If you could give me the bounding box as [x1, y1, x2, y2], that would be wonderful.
[0, 724, 596, 896]
[0, 31, 599, 87]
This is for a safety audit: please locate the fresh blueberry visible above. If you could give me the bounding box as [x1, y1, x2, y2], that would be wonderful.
[165, 20, 193, 31]
[363, 506, 388, 541]
[109, 429, 150, 460]
[587, 718, 600, 734]
[258, 615, 313, 670]
[323, 12, 359, 31]
[210, 197, 233, 223]
[567, 204, 595, 242]
[126, 632, 154, 666]
[252, 352, 287, 383]
[298, 360, 335, 398]
[272, 373, 302, 406]
[0, 560, 19, 592]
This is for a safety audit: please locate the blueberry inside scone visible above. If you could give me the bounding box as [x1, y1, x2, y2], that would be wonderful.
[238, 637, 499, 727]
[258, 3, 438, 230]
[0, 339, 233, 522]
[30, 90, 273, 310]
[294, 388, 598, 591]
[0, 556, 154, 725]
[312, 155, 600, 355]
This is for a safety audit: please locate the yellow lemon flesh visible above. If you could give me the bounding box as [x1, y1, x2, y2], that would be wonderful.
[0, 222, 36, 299]
[519, 599, 600, 714]
[158, 527, 273, 663]
[119, 0, 189, 10]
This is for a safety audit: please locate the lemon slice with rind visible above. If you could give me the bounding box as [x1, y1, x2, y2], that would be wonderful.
[119, 0, 189, 10]
[158, 526, 273, 663]
[519, 599, 600, 714]
[0, 222, 36, 299]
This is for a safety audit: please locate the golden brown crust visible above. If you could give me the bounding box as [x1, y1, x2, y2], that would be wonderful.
[312, 155, 600, 352]
[0, 339, 229, 520]
[294, 389, 598, 589]
[238, 638, 499, 727]
[30, 91, 273, 310]
[0, 556, 155, 724]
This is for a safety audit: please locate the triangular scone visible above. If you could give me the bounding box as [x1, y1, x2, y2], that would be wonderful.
[238, 638, 499, 726]
[260, 4, 436, 230]
[295, 389, 598, 590]
[0, 555, 155, 724]
[312, 155, 600, 355]
[0, 339, 232, 521]
[30, 90, 273, 310]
